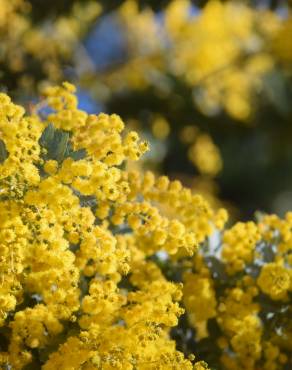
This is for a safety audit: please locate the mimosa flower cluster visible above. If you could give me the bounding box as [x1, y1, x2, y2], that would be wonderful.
[0, 83, 291, 369]
[103, 0, 291, 122]
[181, 214, 292, 370]
[0, 0, 101, 92]
[0, 83, 227, 369]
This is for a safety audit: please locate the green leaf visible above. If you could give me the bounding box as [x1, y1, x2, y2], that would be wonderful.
[0, 139, 8, 163]
[263, 70, 291, 116]
[54, 131, 69, 162]
[40, 123, 55, 146]
[40, 124, 87, 164]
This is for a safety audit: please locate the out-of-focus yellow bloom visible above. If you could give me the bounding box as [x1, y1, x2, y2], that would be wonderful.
[100, 0, 287, 123]
[180, 125, 199, 144]
[0, 0, 101, 92]
[151, 115, 170, 139]
[188, 133, 222, 176]
[273, 17, 292, 65]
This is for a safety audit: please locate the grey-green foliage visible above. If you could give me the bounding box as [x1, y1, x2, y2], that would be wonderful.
[39, 123, 86, 163]
[0, 139, 8, 164]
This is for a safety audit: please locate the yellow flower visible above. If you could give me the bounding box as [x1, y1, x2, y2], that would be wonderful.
[257, 262, 290, 300]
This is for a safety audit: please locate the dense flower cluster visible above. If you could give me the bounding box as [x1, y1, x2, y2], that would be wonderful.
[0, 83, 291, 369]
[96, 0, 291, 122]
[181, 213, 292, 370]
[0, 0, 101, 92]
[0, 83, 227, 369]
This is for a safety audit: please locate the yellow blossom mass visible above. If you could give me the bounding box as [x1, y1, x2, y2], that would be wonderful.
[0, 83, 225, 369]
[0, 82, 291, 370]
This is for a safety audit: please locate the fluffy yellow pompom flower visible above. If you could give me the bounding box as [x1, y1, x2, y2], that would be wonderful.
[257, 262, 291, 300]
[0, 83, 220, 369]
[222, 221, 261, 274]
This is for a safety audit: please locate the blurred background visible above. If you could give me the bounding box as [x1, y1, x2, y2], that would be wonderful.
[1, 0, 292, 220]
